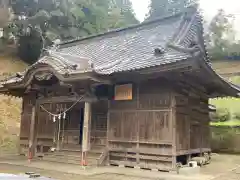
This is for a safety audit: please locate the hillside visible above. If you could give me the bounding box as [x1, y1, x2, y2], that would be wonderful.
[0, 54, 27, 153]
[212, 60, 240, 78]
[210, 60, 240, 126]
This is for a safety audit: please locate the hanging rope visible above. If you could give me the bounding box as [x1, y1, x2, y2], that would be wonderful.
[41, 94, 86, 150]
[39, 94, 86, 117]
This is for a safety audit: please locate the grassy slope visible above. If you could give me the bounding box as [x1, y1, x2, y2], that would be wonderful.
[210, 61, 240, 126]
[0, 55, 27, 152]
[212, 60, 240, 75]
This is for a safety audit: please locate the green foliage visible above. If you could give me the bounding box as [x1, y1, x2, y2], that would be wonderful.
[210, 75, 240, 125]
[211, 127, 240, 153]
[205, 9, 240, 60]
[8, 0, 139, 64]
[17, 30, 43, 65]
[211, 127, 235, 152]
[229, 76, 240, 84]
[214, 108, 231, 122]
[210, 112, 218, 122]
[114, 0, 139, 25]
[233, 112, 240, 120]
[210, 96, 240, 125]
[211, 120, 240, 127]
[145, 0, 198, 20]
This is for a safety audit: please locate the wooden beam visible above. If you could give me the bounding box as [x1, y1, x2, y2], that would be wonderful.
[82, 101, 91, 165]
[106, 100, 110, 165]
[28, 104, 36, 160]
[37, 95, 97, 104]
[171, 92, 177, 170]
[89, 76, 111, 84]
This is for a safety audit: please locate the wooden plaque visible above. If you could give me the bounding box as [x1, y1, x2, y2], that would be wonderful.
[114, 84, 132, 100]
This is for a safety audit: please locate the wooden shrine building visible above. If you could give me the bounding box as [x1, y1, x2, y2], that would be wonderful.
[0, 6, 239, 171]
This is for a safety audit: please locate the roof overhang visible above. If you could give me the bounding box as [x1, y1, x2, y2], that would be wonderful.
[197, 57, 240, 98]
[0, 56, 110, 96]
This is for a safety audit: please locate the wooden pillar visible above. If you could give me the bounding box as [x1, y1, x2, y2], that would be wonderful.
[28, 105, 36, 160]
[171, 93, 177, 170]
[82, 101, 91, 165]
[136, 84, 140, 165]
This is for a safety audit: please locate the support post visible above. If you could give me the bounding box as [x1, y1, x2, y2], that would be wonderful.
[28, 105, 36, 162]
[82, 101, 91, 166]
[106, 100, 110, 165]
[171, 93, 177, 170]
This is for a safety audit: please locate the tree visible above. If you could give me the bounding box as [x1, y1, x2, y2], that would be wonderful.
[146, 0, 198, 20]
[8, 0, 139, 64]
[0, 0, 13, 28]
[114, 0, 139, 25]
[205, 9, 239, 60]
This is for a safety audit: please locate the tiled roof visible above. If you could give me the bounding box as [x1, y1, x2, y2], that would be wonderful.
[0, 53, 92, 85]
[1, 6, 239, 98]
[57, 12, 191, 74]
[0, 7, 198, 86]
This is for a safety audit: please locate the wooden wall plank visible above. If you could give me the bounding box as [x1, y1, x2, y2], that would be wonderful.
[108, 80, 174, 171]
[174, 88, 211, 155]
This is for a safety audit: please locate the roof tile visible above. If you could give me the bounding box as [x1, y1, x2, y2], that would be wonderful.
[57, 14, 189, 74]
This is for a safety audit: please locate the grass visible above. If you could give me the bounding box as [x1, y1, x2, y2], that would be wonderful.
[210, 75, 240, 127]
[212, 60, 240, 75]
[210, 97, 240, 114]
[0, 55, 27, 152]
[211, 120, 240, 126]
[229, 76, 240, 84]
[0, 54, 27, 80]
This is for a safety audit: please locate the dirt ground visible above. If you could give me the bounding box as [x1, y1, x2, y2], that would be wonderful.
[0, 164, 164, 180]
[200, 154, 240, 180]
[0, 154, 240, 180]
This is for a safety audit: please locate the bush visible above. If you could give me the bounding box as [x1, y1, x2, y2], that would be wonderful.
[210, 112, 219, 122]
[212, 108, 231, 122]
[211, 126, 240, 153]
[233, 112, 240, 120]
[18, 30, 43, 64]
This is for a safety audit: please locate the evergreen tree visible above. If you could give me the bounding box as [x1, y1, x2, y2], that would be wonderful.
[115, 0, 139, 25]
[205, 9, 238, 60]
[7, 0, 139, 63]
[146, 0, 198, 20]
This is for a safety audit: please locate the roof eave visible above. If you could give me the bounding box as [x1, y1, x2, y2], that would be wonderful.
[198, 57, 240, 98]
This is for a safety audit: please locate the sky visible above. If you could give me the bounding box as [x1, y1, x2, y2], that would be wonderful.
[130, 0, 240, 38]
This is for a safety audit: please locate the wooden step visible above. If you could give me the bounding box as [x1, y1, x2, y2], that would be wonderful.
[60, 148, 104, 154]
[45, 151, 101, 157]
[44, 154, 98, 160]
[43, 155, 98, 165]
[42, 150, 100, 166]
